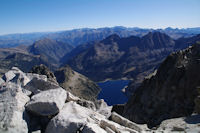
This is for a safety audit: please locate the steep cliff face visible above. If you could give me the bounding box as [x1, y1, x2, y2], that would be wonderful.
[123, 43, 200, 127]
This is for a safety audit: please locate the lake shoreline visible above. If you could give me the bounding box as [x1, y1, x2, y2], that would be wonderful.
[97, 79, 130, 105]
[96, 77, 133, 83]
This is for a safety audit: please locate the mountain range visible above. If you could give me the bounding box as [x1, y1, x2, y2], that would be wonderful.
[0, 26, 200, 132]
[0, 31, 200, 94]
[65, 32, 200, 85]
[28, 38, 74, 68]
[0, 43, 200, 132]
[0, 26, 200, 48]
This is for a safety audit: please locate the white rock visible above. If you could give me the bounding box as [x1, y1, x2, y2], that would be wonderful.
[45, 101, 106, 133]
[77, 99, 96, 111]
[66, 91, 96, 110]
[110, 112, 142, 132]
[66, 91, 80, 101]
[95, 99, 112, 118]
[0, 78, 5, 86]
[105, 127, 115, 133]
[2, 67, 31, 87]
[2, 70, 16, 82]
[10, 72, 30, 86]
[26, 73, 47, 81]
[32, 130, 41, 133]
[157, 114, 200, 133]
[11, 66, 22, 71]
[45, 102, 89, 133]
[25, 88, 66, 116]
[0, 82, 30, 133]
[82, 123, 107, 133]
[100, 119, 138, 133]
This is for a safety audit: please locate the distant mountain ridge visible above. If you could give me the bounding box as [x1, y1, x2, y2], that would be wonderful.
[28, 38, 74, 68]
[0, 31, 199, 88]
[1, 26, 200, 48]
[65, 32, 200, 84]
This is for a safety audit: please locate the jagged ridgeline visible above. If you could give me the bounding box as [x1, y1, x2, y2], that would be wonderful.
[0, 32, 200, 85]
[0, 30, 200, 133]
[123, 42, 200, 128]
[65, 32, 200, 83]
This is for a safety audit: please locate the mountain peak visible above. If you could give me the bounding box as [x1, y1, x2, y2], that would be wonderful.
[101, 34, 120, 44]
[107, 34, 120, 40]
[145, 31, 169, 37]
[141, 31, 175, 49]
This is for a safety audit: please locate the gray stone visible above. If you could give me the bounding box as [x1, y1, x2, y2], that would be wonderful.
[10, 72, 30, 87]
[110, 112, 142, 132]
[77, 99, 96, 110]
[25, 88, 66, 116]
[156, 114, 200, 132]
[95, 99, 112, 118]
[82, 123, 107, 133]
[24, 77, 60, 94]
[45, 102, 90, 133]
[0, 78, 5, 86]
[2, 70, 16, 82]
[0, 82, 30, 133]
[105, 127, 115, 133]
[26, 73, 47, 81]
[27, 113, 51, 133]
[2, 67, 31, 87]
[45, 101, 107, 133]
[29, 64, 58, 85]
[100, 119, 138, 133]
[66, 91, 80, 102]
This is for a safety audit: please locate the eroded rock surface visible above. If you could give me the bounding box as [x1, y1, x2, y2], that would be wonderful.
[123, 43, 200, 127]
[1, 64, 199, 133]
[0, 82, 30, 133]
[25, 88, 67, 116]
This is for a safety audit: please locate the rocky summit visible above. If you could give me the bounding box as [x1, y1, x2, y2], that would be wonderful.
[0, 63, 200, 133]
[123, 43, 200, 129]
[0, 67, 148, 133]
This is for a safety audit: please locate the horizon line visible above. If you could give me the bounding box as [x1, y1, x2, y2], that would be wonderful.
[0, 26, 200, 36]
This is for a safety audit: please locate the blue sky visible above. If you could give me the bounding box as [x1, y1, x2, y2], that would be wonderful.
[0, 0, 199, 35]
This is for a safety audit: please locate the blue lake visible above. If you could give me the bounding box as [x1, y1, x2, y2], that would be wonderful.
[97, 80, 130, 105]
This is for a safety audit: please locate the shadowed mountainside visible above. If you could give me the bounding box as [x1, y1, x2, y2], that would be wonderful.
[28, 38, 74, 68]
[54, 65, 101, 101]
[65, 32, 200, 83]
[123, 43, 200, 127]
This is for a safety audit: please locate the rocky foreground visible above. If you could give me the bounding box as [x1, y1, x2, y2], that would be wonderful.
[1, 66, 200, 133]
[0, 67, 145, 133]
[1, 43, 200, 133]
